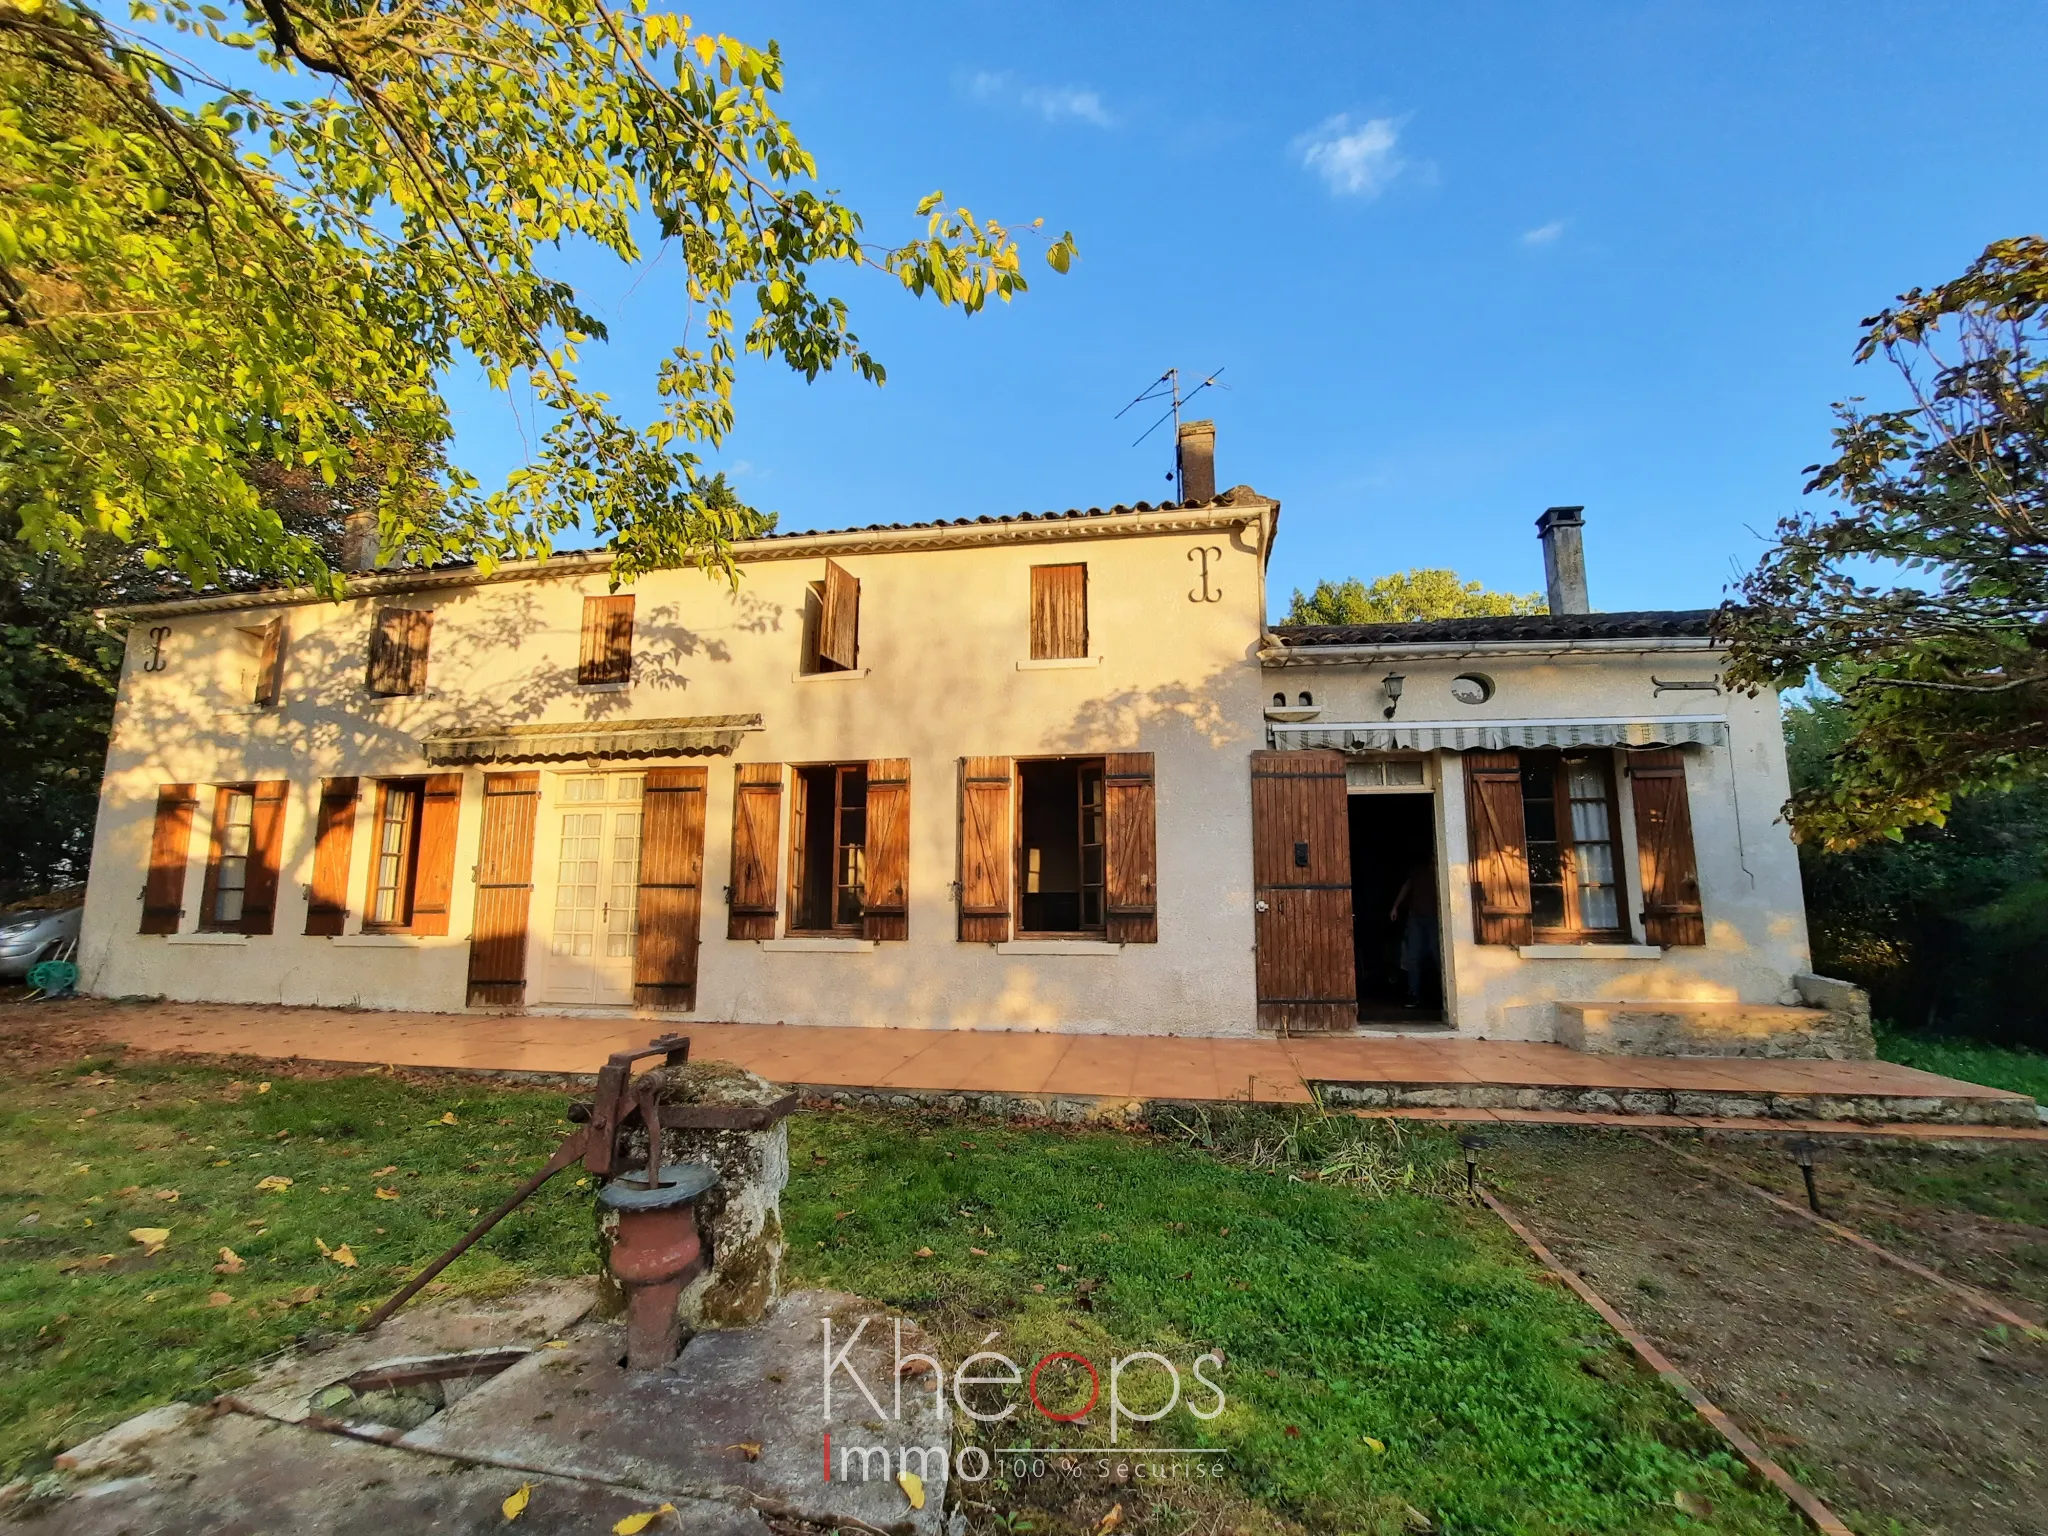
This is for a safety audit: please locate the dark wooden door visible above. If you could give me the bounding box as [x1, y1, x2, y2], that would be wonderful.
[1251, 749, 1356, 1032]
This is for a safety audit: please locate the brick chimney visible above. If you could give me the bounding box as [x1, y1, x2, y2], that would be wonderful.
[340, 508, 379, 573]
[1536, 505, 1589, 615]
[1176, 419, 1216, 504]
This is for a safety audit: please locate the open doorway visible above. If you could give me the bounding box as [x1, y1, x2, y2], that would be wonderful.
[1348, 792, 1443, 1022]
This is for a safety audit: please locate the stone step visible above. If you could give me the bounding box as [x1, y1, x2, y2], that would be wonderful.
[1314, 1078, 2037, 1127]
[1556, 999, 1870, 1060]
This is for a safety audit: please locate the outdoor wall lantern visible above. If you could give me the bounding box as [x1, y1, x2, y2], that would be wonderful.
[1381, 672, 1405, 720]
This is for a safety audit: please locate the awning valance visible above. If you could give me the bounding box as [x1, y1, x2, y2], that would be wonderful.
[1268, 715, 1728, 753]
[421, 713, 762, 765]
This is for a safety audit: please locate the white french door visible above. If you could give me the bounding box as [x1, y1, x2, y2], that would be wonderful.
[541, 773, 643, 1005]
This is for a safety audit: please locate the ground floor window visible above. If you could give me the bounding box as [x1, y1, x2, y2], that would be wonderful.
[209, 788, 255, 927]
[790, 763, 868, 932]
[1520, 752, 1626, 940]
[367, 779, 424, 928]
[1019, 757, 1106, 933]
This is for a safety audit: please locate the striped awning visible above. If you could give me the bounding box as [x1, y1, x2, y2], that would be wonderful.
[1268, 715, 1728, 753]
[421, 713, 762, 765]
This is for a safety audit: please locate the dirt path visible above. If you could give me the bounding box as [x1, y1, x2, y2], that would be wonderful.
[1489, 1129, 2047, 1536]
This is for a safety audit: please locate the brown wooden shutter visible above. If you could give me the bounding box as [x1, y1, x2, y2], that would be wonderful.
[404, 609, 434, 693]
[578, 594, 635, 685]
[1629, 749, 1706, 946]
[1030, 564, 1088, 660]
[958, 756, 1013, 943]
[862, 758, 911, 942]
[253, 617, 287, 707]
[304, 778, 359, 936]
[727, 763, 784, 939]
[140, 783, 199, 934]
[1251, 750, 1356, 1032]
[1103, 751, 1157, 943]
[636, 767, 708, 1007]
[238, 780, 289, 935]
[466, 772, 539, 1005]
[1464, 750, 1533, 946]
[409, 772, 464, 935]
[818, 558, 859, 671]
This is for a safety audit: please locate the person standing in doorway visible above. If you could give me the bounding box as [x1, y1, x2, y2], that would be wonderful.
[1388, 856, 1440, 1009]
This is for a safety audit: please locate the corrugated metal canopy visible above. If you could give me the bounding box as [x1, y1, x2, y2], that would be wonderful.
[422, 713, 762, 765]
[1269, 715, 1728, 752]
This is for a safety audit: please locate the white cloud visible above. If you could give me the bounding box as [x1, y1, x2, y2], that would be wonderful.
[1520, 219, 1566, 246]
[1295, 114, 1406, 197]
[967, 71, 1114, 128]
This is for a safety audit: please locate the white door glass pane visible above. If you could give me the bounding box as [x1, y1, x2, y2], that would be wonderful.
[372, 787, 414, 923]
[214, 790, 253, 923]
[613, 775, 644, 802]
[606, 811, 641, 958]
[551, 811, 603, 957]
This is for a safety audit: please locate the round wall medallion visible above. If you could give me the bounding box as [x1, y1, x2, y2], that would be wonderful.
[1450, 672, 1494, 706]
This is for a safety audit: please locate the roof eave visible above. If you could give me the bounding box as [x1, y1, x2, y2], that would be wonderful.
[1260, 635, 1721, 666]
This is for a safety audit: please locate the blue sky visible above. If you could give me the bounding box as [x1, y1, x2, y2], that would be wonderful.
[441, 1, 2048, 620]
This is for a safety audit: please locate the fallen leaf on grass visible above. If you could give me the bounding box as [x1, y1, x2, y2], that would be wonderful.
[255, 1175, 293, 1193]
[1363, 1436, 1385, 1455]
[128, 1227, 171, 1254]
[288, 1286, 321, 1305]
[896, 1471, 925, 1511]
[501, 1482, 530, 1520]
[970, 1247, 988, 1257]
[726, 1442, 761, 1461]
[438, 1112, 459, 1126]
[1402, 1506, 1433, 1533]
[315, 1237, 330, 1256]
[914, 1247, 934, 1258]
[374, 1187, 401, 1201]
[833, 1210, 852, 1222]
[1095, 1504, 1122, 1534]
[329, 1244, 358, 1268]
[613, 1504, 675, 1534]
[153, 1189, 179, 1202]
[1031, 1284, 1045, 1293]
[257, 1083, 271, 1093]
[110, 1186, 139, 1198]
[206, 1291, 234, 1308]
[58, 1254, 115, 1274]
[214, 1248, 245, 1274]
[372, 1166, 399, 1177]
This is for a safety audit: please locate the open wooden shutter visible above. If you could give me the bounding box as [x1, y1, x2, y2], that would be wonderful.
[466, 772, 539, 1005]
[1629, 749, 1706, 946]
[1251, 750, 1355, 1032]
[958, 756, 1013, 942]
[403, 610, 434, 693]
[579, 594, 636, 685]
[253, 617, 287, 707]
[140, 783, 199, 934]
[1464, 750, 1533, 946]
[636, 767, 708, 1007]
[409, 772, 463, 935]
[1104, 751, 1157, 943]
[305, 778, 359, 935]
[728, 763, 784, 939]
[818, 559, 859, 671]
[1030, 564, 1088, 660]
[862, 758, 911, 941]
[239, 780, 289, 935]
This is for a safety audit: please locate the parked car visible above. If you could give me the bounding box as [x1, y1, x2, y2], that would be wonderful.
[0, 903, 83, 980]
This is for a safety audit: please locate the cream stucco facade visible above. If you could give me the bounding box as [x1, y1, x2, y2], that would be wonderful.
[80, 486, 1816, 1047]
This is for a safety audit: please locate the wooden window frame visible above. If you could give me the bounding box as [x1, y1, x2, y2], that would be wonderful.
[366, 607, 432, 697]
[363, 777, 427, 931]
[787, 762, 869, 935]
[1014, 755, 1110, 939]
[578, 594, 636, 686]
[1519, 750, 1631, 944]
[198, 784, 258, 932]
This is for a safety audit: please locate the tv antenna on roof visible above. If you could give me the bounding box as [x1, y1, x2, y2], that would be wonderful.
[1115, 366, 1227, 501]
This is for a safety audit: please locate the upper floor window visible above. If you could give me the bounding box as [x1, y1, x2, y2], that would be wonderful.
[1029, 564, 1088, 659]
[800, 559, 860, 673]
[578, 594, 636, 685]
[367, 607, 433, 696]
[234, 617, 286, 706]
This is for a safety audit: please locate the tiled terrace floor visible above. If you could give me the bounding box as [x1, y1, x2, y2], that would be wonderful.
[56, 1000, 2044, 1139]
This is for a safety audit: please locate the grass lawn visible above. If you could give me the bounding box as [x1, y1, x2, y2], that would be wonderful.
[2, 1053, 1806, 1534]
[1876, 1027, 2048, 1106]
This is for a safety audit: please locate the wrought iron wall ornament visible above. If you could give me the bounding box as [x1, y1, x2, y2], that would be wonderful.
[141, 626, 171, 672]
[1187, 544, 1223, 603]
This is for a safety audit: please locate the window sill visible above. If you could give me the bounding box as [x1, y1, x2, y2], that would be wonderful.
[1264, 707, 1321, 723]
[759, 936, 876, 953]
[1016, 656, 1102, 671]
[576, 680, 632, 694]
[331, 933, 423, 947]
[167, 932, 247, 946]
[791, 667, 871, 684]
[361, 690, 438, 703]
[996, 939, 1124, 955]
[1518, 943, 1662, 960]
[215, 704, 275, 718]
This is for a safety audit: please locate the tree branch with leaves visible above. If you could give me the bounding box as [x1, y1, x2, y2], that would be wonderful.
[1717, 236, 2048, 850]
[0, 0, 1076, 594]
